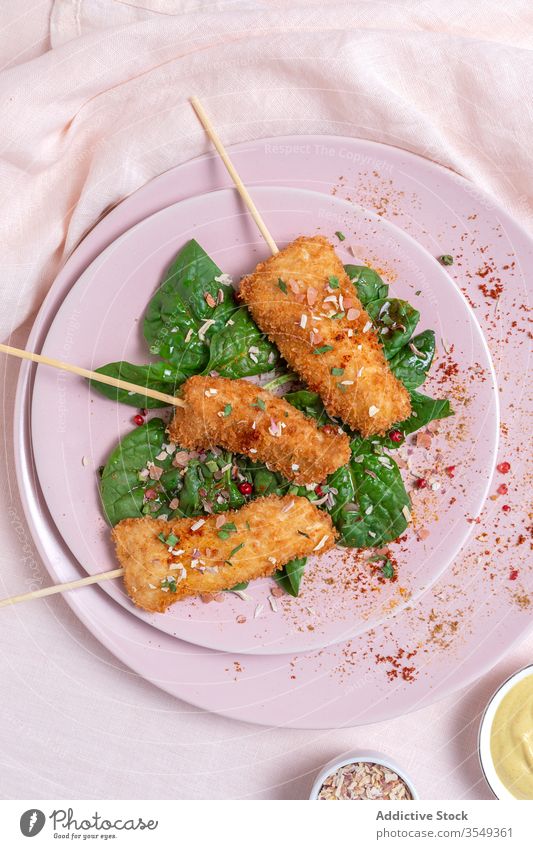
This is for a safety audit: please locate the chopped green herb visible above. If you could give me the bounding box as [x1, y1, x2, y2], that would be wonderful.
[161, 577, 178, 593]
[313, 345, 334, 355]
[331, 367, 344, 376]
[382, 561, 395, 579]
[227, 582, 249, 592]
[297, 530, 310, 539]
[369, 555, 395, 579]
[328, 275, 340, 289]
[278, 278, 288, 294]
[223, 403, 232, 417]
[337, 382, 347, 393]
[158, 531, 179, 546]
[335, 231, 346, 241]
[415, 290, 421, 296]
[439, 255, 454, 266]
[218, 522, 237, 539]
[331, 311, 346, 320]
[225, 541, 245, 565]
[252, 397, 266, 411]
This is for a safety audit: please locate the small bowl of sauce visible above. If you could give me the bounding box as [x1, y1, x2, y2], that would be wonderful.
[479, 663, 533, 799]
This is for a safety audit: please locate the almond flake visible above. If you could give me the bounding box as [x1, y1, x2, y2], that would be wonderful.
[313, 534, 329, 552]
[215, 273, 233, 286]
[368, 405, 379, 417]
[307, 287, 318, 307]
[198, 319, 216, 340]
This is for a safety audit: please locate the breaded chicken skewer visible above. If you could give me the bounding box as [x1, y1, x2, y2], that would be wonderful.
[168, 375, 350, 486]
[239, 236, 412, 437]
[113, 495, 336, 613]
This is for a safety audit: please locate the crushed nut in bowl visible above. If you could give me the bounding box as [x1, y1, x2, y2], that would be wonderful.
[310, 751, 418, 801]
[318, 762, 411, 800]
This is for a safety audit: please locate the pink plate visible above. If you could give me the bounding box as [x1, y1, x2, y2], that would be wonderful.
[30, 185, 497, 655]
[14, 136, 531, 726]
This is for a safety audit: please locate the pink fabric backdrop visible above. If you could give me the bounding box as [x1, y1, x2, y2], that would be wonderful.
[0, 0, 531, 799]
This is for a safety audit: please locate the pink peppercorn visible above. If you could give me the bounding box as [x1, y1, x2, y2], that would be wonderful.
[389, 430, 403, 443]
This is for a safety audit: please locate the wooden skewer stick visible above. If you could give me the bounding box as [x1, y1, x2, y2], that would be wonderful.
[0, 343, 186, 408]
[2, 101, 279, 610]
[190, 96, 279, 255]
[0, 569, 124, 609]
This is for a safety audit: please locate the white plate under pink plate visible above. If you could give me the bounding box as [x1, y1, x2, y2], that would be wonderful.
[30, 184, 497, 655]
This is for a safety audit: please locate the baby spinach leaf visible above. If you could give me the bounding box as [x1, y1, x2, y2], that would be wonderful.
[143, 239, 277, 382]
[344, 264, 389, 305]
[396, 391, 454, 437]
[328, 450, 410, 548]
[143, 239, 234, 373]
[250, 465, 286, 497]
[204, 306, 278, 378]
[100, 418, 177, 526]
[90, 361, 186, 408]
[274, 557, 307, 597]
[179, 453, 246, 517]
[366, 298, 420, 359]
[284, 389, 333, 425]
[389, 330, 435, 390]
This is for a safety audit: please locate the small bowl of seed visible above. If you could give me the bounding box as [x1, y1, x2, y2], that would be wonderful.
[310, 751, 419, 800]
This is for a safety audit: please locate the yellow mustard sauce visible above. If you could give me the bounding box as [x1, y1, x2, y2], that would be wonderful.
[490, 675, 533, 799]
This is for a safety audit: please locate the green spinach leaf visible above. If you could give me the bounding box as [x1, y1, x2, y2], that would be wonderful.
[366, 298, 420, 359]
[284, 389, 335, 426]
[100, 419, 179, 526]
[143, 240, 277, 381]
[389, 330, 435, 390]
[274, 557, 307, 597]
[91, 361, 185, 408]
[204, 306, 278, 378]
[395, 391, 454, 437]
[328, 449, 410, 548]
[179, 453, 246, 517]
[143, 240, 234, 373]
[344, 264, 389, 305]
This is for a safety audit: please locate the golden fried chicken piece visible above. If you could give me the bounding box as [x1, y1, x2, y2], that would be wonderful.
[113, 495, 336, 612]
[168, 375, 350, 485]
[238, 236, 411, 436]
